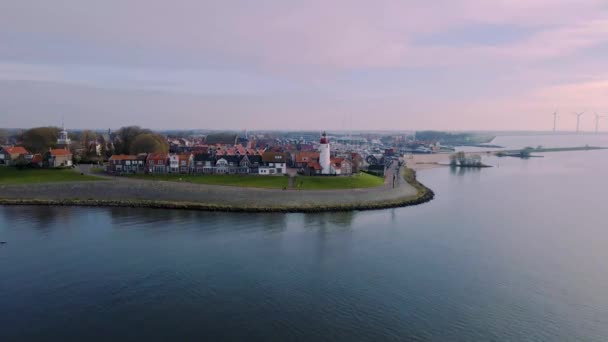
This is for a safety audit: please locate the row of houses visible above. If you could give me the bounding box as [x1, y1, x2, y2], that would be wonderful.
[108, 152, 289, 175]
[0, 146, 73, 168]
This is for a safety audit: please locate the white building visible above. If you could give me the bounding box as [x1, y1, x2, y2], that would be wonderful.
[168, 154, 179, 173]
[57, 122, 71, 149]
[319, 132, 331, 174]
[260, 152, 287, 175]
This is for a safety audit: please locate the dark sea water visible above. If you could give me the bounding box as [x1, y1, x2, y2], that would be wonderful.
[1, 135, 608, 341]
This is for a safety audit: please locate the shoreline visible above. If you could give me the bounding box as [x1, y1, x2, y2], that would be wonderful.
[0, 168, 435, 213]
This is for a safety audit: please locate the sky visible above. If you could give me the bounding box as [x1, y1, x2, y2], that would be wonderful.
[1, 0, 608, 131]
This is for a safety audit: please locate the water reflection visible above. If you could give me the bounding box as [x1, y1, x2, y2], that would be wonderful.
[449, 165, 483, 176]
[106, 207, 287, 232]
[0, 206, 75, 231]
[303, 211, 355, 229]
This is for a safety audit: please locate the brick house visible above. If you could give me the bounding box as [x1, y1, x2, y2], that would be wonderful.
[294, 152, 320, 169]
[108, 154, 142, 173]
[146, 153, 168, 173]
[46, 149, 73, 168]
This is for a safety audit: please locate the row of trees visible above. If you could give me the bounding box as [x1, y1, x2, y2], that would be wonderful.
[17, 126, 169, 156]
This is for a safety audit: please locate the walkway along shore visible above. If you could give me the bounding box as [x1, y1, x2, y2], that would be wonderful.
[0, 165, 434, 213]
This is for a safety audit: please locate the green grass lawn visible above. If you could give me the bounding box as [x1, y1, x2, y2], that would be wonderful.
[127, 173, 290, 189]
[0, 167, 104, 185]
[295, 172, 385, 190]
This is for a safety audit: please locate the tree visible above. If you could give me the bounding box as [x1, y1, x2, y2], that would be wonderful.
[129, 133, 169, 154]
[79, 130, 97, 150]
[14, 155, 31, 170]
[0, 129, 9, 144]
[113, 126, 150, 154]
[21, 127, 60, 153]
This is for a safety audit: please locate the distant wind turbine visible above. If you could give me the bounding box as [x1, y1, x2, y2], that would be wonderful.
[552, 110, 559, 133]
[595, 113, 607, 134]
[573, 111, 585, 134]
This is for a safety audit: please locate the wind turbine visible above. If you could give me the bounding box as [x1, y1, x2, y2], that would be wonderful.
[573, 111, 585, 134]
[595, 113, 607, 134]
[552, 110, 559, 133]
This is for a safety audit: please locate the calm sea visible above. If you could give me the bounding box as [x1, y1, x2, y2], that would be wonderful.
[1, 134, 608, 341]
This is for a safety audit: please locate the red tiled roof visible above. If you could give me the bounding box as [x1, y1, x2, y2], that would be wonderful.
[49, 149, 71, 156]
[296, 152, 320, 163]
[4, 146, 29, 155]
[109, 154, 137, 161]
[262, 152, 288, 162]
[147, 153, 168, 161]
[307, 162, 321, 170]
[31, 154, 43, 163]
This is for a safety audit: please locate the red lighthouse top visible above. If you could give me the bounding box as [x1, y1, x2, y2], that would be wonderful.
[320, 131, 329, 144]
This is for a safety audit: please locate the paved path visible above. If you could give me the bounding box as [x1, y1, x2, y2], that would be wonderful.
[0, 163, 419, 209]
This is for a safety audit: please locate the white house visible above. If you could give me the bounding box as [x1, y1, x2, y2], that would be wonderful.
[169, 154, 180, 173]
[260, 152, 288, 175]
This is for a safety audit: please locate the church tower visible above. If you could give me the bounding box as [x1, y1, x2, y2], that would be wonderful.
[57, 118, 71, 149]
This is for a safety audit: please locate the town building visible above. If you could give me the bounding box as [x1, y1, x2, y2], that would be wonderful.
[47, 149, 73, 168]
[294, 151, 320, 169]
[330, 158, 353, 176]
[192, 153, 215, 174]
[260, 152, 288, 175]
[0, 146, 30, 166]
[146, 153, 169, 173]
[108, 154, 143, 174]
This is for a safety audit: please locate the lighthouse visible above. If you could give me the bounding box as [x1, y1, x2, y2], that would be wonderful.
[319, 131, 331, 174]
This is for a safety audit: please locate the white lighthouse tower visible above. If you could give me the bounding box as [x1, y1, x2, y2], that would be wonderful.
[319, 131, 331, 175]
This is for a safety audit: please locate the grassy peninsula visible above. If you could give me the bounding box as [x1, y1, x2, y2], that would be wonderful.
[0, 168, 103, 185]
[0, 167, 434, 212]
[126, 173, 290, 189]
[295, 172, 384, 190]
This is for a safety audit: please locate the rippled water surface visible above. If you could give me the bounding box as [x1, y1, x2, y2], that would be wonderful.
[1, 136, 608, 341]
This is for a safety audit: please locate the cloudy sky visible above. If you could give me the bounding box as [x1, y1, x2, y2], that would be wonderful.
[2, 0, 608, 131]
